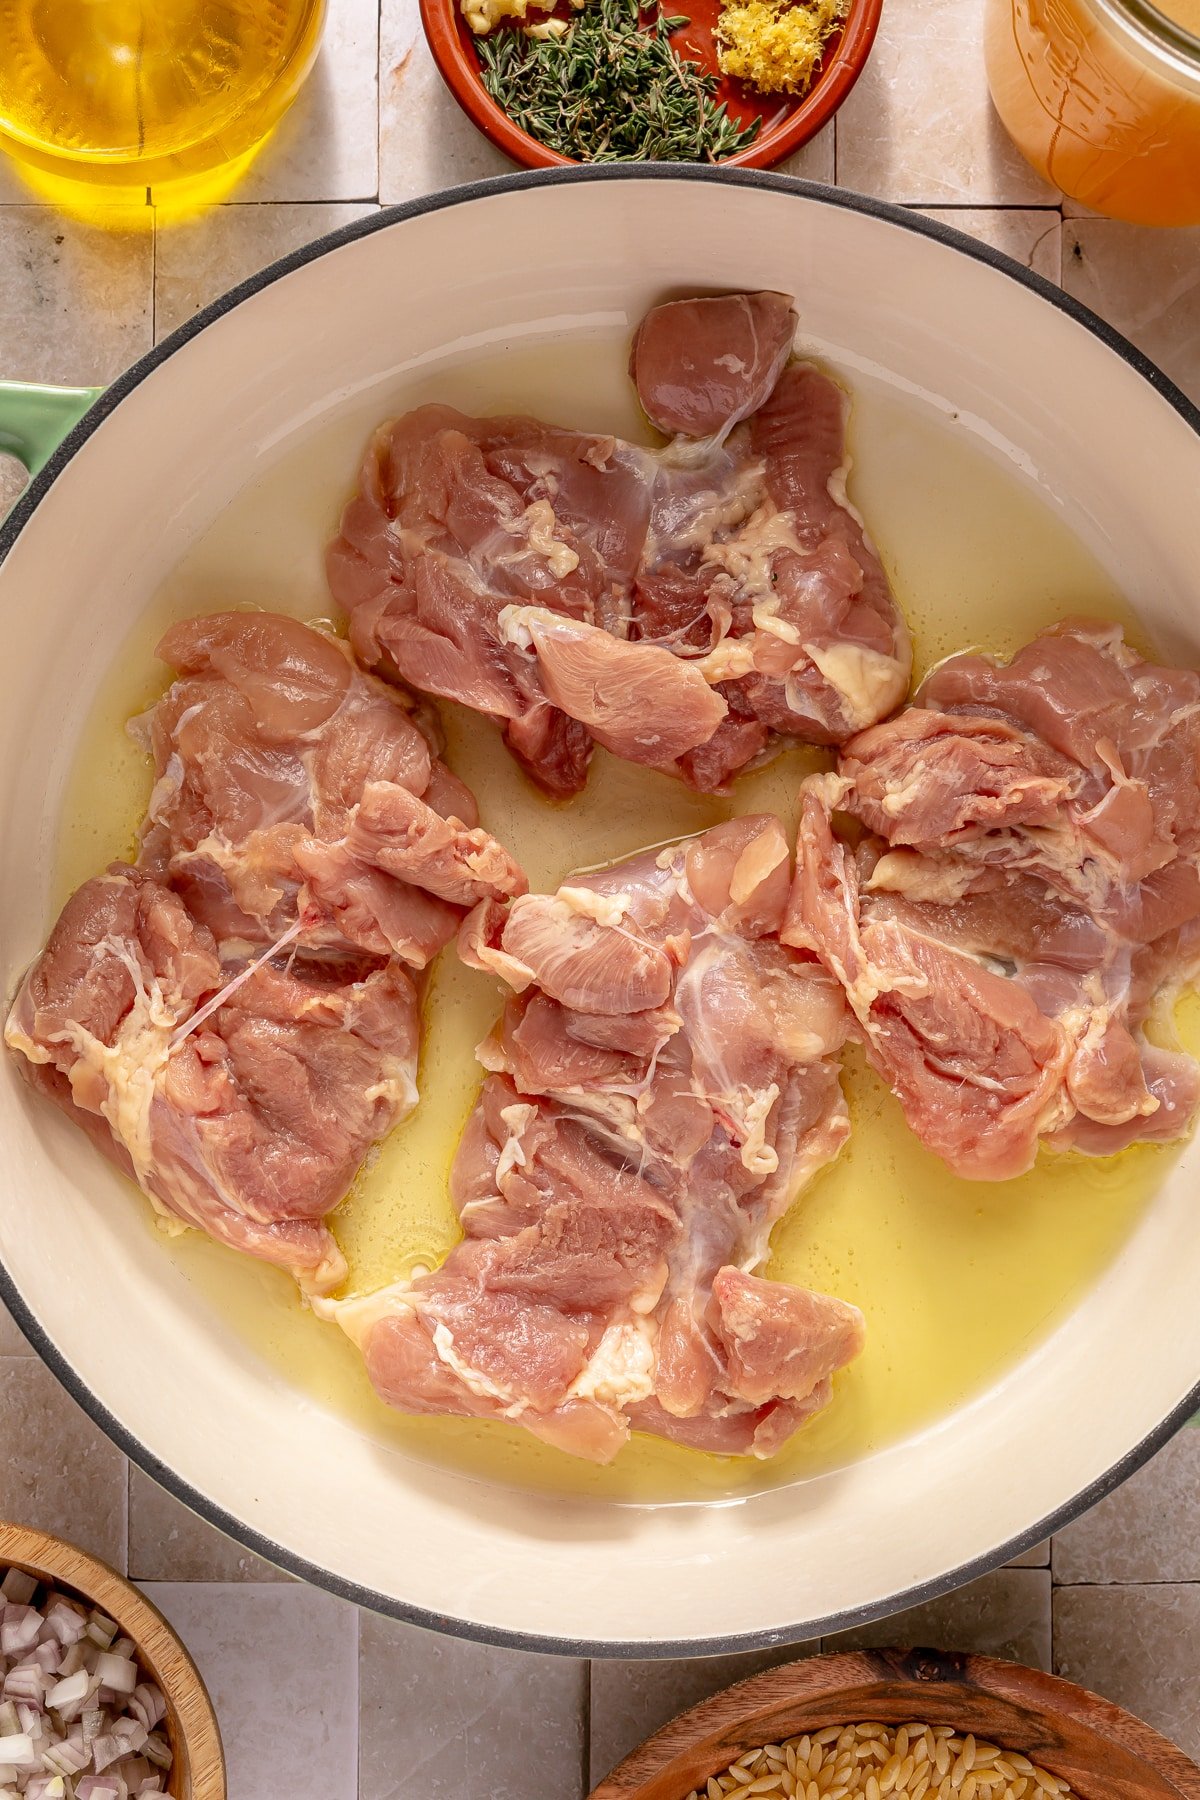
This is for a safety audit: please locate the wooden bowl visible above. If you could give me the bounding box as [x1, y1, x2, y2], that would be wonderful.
[0, 1521, 225, 1800]
[589, 1649, 1200, 1798]
[419, 0, 883, 170]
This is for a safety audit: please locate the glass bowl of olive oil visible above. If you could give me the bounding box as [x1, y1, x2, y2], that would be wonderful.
[0, 0, 326, 222]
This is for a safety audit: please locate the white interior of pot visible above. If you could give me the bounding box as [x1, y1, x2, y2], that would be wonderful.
[1, 176, 1197, 1651]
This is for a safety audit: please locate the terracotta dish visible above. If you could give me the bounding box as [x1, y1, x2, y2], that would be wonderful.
[0, 1521, 225, 1800]
[418, 0, 883, 168]
[589, 1649, 1200, 1799]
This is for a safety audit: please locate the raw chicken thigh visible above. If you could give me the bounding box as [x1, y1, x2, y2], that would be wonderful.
[327, 291, 911, 797]
[6, 868, 414, 1293]
[629, 290, 797, 438]
[6, 613, 527, 1293]
[138, 611, 524, 961]
[332, 816, 865, 1462]
[789, 622, 1200, 1179]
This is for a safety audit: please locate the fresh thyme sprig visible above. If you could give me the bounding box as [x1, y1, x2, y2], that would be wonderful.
[477, 0, 762, 163]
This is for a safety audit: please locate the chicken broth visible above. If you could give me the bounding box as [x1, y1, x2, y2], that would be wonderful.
[53, 331, 1189, 1503]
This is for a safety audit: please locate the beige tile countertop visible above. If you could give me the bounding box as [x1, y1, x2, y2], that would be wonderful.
[2, 0, 1200, 1793]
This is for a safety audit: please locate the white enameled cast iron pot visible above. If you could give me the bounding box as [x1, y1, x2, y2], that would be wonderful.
[2, 170, 1199, 1657]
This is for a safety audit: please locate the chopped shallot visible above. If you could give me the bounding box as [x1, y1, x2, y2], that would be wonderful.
[1, 1616, 40, 1661]
[45, 1674, 88, 1714]
[41, 1735, 89, 1777]
[89, 1736, 124, 1774]
[141, 1736, 170, 1771]
[94, 1659, 135, 1698]
[0, 1572, 170, 1796]
[2, 1672, 44, 1710]
[42, 1608, 84, 1651]
[126, 1690, 162, 1736]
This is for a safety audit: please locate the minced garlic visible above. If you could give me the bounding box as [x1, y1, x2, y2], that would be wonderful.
[715, 0, 846, 95]
[461, 0, 577, 34]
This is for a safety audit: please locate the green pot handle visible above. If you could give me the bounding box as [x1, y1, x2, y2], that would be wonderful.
[0, 381, 104, 478]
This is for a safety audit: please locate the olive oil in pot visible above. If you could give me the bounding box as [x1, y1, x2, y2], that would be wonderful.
[52, 333, 1191, 1504]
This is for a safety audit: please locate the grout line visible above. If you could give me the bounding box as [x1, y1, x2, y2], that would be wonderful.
[911, 201, 1064, 213]
[1050, 1578, 1200, 1589]
[150, 200, 157, 345]
[201, 194, 380, 205]
[375, 0, 384, 202]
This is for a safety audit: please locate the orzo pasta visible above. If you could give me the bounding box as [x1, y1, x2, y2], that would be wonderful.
[684, 1721, 1073, 1800]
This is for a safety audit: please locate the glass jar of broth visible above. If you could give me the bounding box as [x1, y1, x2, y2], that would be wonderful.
[985, 0, 1200, 225]
[0, 0, 326, 221]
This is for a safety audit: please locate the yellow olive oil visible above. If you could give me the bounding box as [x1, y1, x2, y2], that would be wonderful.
[0, 0, 325, 222]
[52, 333, 1192, 1503]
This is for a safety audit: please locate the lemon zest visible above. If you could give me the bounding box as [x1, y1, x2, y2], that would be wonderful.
[715, 0, 846, 96]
